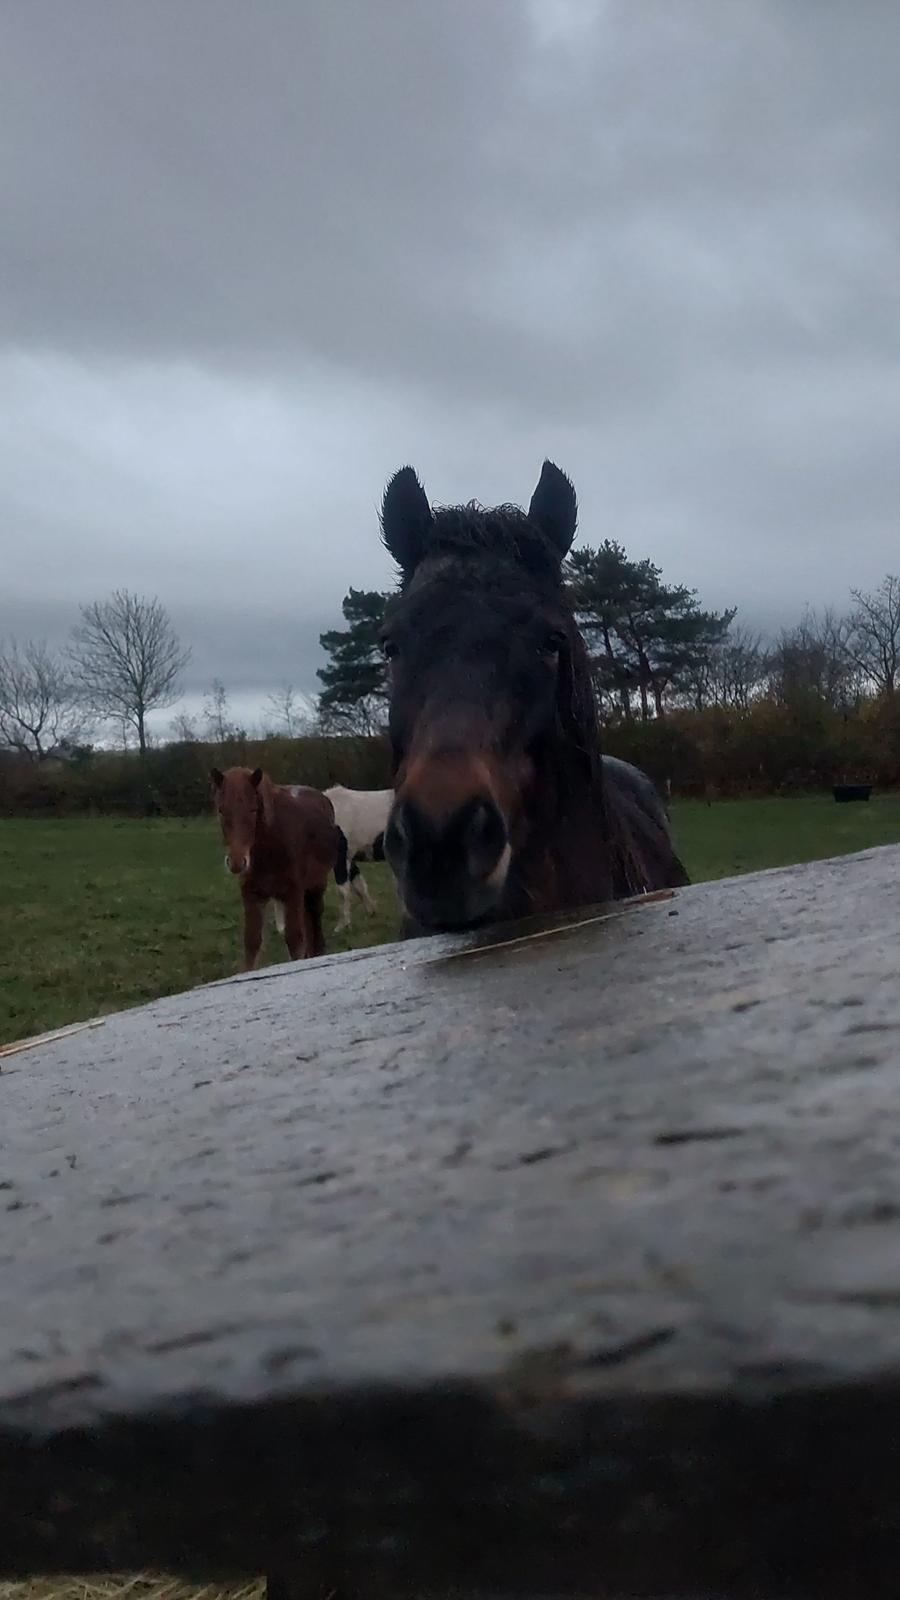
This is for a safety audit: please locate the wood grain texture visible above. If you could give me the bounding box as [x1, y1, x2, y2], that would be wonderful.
[2, 848, 900, 1595]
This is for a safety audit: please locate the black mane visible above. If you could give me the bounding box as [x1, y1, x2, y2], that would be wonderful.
[401, 501, 565, 584]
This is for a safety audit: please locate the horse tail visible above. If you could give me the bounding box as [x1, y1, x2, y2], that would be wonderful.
[334, 826, 350, 885]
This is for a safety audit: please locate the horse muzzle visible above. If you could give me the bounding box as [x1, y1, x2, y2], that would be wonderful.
[385, 789, 511, 931]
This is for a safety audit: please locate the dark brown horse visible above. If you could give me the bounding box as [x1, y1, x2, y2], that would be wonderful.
[211, 766, 340, 967]
[379, 462, 689, 933]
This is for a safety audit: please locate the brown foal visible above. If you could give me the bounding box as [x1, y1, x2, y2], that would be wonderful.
[211, 766, 339, 969]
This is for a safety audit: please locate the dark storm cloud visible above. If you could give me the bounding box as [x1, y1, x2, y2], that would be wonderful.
[2, 0, 899, 717]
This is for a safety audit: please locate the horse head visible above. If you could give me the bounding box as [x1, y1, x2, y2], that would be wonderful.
[211, 766, 271, 876]
[379, 462, 604, 931]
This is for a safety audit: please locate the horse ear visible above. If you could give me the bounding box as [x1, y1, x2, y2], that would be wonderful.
[250, 767, 263, 788]
[210, 767, 224, 788]
[528, 461, 578, 559]
[381, 466, 433, 574]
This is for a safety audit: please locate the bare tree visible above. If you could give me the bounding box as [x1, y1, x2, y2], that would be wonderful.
[264, 682, 311, 738]
[70, 590, 189, 756]
[316, 694, 387, 738]
[678, 624, 766, 712]
[846, 575, 900, 697]
[714, 624, 767, 710]
[203, 678, 244, 744]
[767, 606, 861, 710]
[0, 638, 88, 761]
[169, 709, 198, 743]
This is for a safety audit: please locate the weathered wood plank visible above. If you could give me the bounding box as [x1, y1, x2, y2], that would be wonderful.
[3, 846, 900, 1595]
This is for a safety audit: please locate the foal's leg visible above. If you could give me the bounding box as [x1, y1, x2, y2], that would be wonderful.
[352, 866, 377, 917]
[241, 891, 266, 971]
[334, 879, 352, 935]
[283, 896, 307, 961]
[304, 886, 326, 959]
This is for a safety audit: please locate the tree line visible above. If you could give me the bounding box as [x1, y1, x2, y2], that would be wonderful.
[0, 590, 312, 763]
[0, 591, 189, 762]
[315, 546, 900, 734]
[3, 546, 900, 777]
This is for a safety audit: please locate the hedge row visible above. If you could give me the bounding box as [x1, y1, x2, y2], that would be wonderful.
[0, 735, 392, 817]
[2, 696, 900, 817]
[605, 696, 900, 796]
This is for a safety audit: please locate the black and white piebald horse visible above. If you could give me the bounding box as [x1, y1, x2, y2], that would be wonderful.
[289, 784, 393, 933]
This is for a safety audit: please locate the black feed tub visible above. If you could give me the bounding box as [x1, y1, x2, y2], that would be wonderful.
[833, 784, 872, 803]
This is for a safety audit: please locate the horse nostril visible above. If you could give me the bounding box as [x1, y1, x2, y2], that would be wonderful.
[461, 798, 507, 882]
[388, 790, 508, 902]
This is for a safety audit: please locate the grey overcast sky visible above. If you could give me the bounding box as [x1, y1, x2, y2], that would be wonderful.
[2, 0, 899, 731]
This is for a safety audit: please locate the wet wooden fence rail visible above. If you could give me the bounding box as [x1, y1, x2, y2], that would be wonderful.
[3, 847, 900, 1598]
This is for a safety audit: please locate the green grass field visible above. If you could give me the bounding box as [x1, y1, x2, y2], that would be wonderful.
[3, 794, 900, 1047]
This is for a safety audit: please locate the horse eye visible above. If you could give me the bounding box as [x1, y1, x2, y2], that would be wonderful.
[381, 636, 399, 661]
[541, 629, 566, 657]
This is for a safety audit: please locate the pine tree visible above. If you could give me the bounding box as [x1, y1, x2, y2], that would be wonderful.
[317, 589, 391, 735]
[566, 543, 735, 720]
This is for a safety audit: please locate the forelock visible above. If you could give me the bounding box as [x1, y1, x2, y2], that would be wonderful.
[413, 502, 564, 582]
